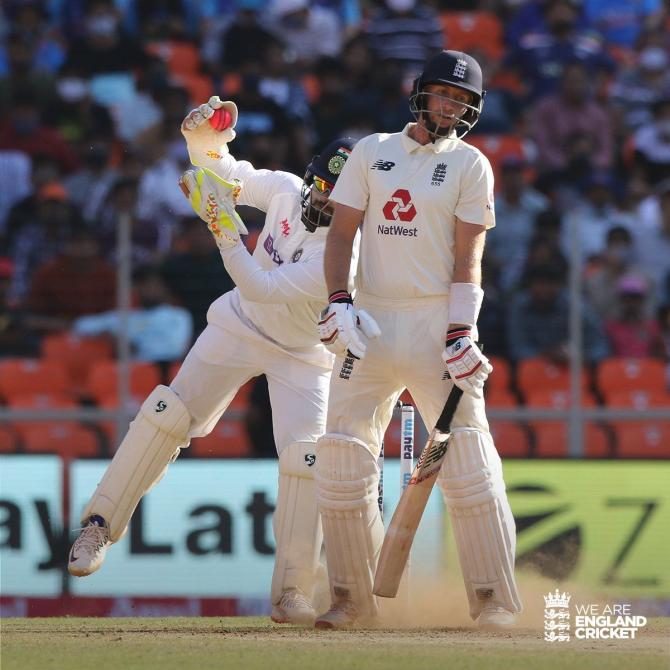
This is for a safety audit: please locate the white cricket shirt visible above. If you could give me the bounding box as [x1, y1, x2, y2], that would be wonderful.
[330, 124, 495, 301]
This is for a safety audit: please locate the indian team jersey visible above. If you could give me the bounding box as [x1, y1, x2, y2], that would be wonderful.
[330, 124, 495, 300]
[206, 154, 356, 358]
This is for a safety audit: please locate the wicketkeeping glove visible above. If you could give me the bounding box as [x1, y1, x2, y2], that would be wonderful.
[181, 96, 238, 167]
[318, 291, 381, 359]
[179, 168, 248, 252]
[441, 327, 493, 399]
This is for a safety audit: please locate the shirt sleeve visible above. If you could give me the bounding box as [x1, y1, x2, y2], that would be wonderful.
[219, 244, 326, 303]
[455, 149, 496, 229]
[72, 312, 120, 336]
[329, 137, 371, 212]
[211, 153, 301, 213]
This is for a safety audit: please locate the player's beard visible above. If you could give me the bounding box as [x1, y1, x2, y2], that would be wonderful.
[418, 109, 456, 141]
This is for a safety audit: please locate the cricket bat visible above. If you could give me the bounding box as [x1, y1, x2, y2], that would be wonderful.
[373, 385, 463, 597]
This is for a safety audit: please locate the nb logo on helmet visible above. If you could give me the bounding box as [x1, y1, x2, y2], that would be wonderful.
[155, 401, 167, 412]
[453, 59, 468, 79]
[382, 189, 416, 222]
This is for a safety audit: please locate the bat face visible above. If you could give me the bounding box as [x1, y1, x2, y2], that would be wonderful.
[408, 430, 450, 485]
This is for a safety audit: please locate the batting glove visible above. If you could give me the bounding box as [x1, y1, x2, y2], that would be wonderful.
[441, 327, 493, 399]
[181, 96, 238, 167]
[179, 168, 248, 252]
[318, 291, 381, 359]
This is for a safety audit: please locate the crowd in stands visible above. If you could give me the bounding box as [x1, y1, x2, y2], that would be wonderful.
[0, 0, 669, 458]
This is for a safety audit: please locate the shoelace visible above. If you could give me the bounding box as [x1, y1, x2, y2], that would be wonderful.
[73, 525, 109, 553]
[281, 592, 312, 609]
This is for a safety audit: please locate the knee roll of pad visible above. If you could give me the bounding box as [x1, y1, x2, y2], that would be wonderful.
[271, 442, 323, 605]
[315, 434, 383, 619]
[82, 385, 191, 541]
[437, 429, 522, 618]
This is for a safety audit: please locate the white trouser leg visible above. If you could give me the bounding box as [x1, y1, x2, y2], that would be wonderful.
[437, 429, 522, 619]
[315, 434, 384, 620]
[82, 385, 191, 542]
[271, 442, 323, 605]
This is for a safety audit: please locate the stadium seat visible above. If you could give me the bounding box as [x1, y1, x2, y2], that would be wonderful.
[8, 393, 80, 441]
[0, 359, 69, 400]
[440, 11, 504, 60]
[525, 389, 597, 409]
[486, 356, 512, 393]
[486, 388, 517, 408]
[22, 423, 100, 458]
[613, 422, 670, 459]
[190, 419, 252, 457]
[533, 422, 610, 458]
[490, 421, 530, 457]
[465, 134, 530, 179]
[87, 361, 161, 403]
[146, 40, 201, 78]
[517, 358, 587, 399]
[41, 333, 113, 397]
[597, 358, 668, 398]
[96, 393, 144, 446]
[0, 424, 19, 453]
[605, 390, 670, 409]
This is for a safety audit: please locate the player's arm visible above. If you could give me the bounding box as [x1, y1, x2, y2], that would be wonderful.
[449, 217, 485, 329]
[324, 202, 363, 295]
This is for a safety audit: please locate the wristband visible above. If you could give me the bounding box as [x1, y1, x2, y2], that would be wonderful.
[448, 282, 484, 328]
[329, 290, 353, 304]
[446, 327, 471, 346]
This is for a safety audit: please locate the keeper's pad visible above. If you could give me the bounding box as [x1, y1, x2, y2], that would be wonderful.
[437, 429, 522, 619]
[271, 442, 323, 605]
[82, 385, 191, 542]
[315, 434, 384, 619]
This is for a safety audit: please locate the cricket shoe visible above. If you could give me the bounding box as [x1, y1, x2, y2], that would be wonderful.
[68, 515, 110, 577]
[314, 600, 359, 630]
[271, 590, 316, 625]
[476, 605, 516, 630]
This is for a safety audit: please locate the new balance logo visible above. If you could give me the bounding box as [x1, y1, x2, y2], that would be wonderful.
[371, 160, 395, 171]
[453, 59, 468, 78]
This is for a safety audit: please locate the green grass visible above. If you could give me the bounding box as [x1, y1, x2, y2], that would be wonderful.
[1, 617, 668, 670]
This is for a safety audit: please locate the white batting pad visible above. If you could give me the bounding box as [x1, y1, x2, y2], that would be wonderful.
[271, 442, 323, 605]
[437, 429, 522, 618]
[315, 434, 384, 619]
[82, 385, 191, 541]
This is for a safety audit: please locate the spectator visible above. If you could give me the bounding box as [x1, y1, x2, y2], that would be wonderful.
[561, 171, 635, 261]
[633, 98, 670, 187]
[0, 150, 31, 235]
[310, 56, 350, 147]
[658, 304, 670, 371]
[605, 273, 665, 358]
[507, 265, 609, 364]
[531, 61, 613, 186]
[8, 181, 83, 304]
[72, 264, 192, 362]
[26, 225, 117, 321]
[267, 0, 342, 67]
[634, 179, 670, 306]
[582, 0, 665, 49]
[519, 213, 569, 288]
[585, 226, 655, 321]
[365, 0, 443, 79]
[486, 157, 550, 290]
[160, 216, 235, 338]
[506, 0, 613, 102]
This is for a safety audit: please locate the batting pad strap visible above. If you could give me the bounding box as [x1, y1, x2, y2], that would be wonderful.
[437, 429, 522, 618]
[448, 283, 484, 328]
[272, 442, 322, 604]
[315, 435, 384, 618]
[82, 385, 191, 542]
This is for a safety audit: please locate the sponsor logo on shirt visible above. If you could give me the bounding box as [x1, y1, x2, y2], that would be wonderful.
[263, 234, 283, 265]
[431, 163, 447, 185]
[377, 223, 417, 237]
[291, 248, 303, 263]
[371, 159, 396, 171]
[382, 189, 416, 222]
[280, 218, 290, 236]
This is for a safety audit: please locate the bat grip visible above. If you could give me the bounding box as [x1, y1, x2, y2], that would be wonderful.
[434, 386, 463, 433]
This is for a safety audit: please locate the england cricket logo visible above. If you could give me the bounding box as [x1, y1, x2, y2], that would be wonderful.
[544, 589, 571, 642]
[453, 59, 468, 79]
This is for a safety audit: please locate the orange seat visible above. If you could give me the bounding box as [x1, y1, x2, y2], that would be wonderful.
[96, 392, 144, 446]
[486, 356, 512, 393]
[486, 388, 517, 408]
[146, 40, 201, 78]
[517, 358, 587, 398]
[87, 361, 161, 403]
[0, 424, 19, 453]
[8, 392, 80, 440]
[533, 422, 610, 458]
[0, 359, 69, 400]
[597, 358, 668, 397]
[606, 390, 670, 409]
[440, 11, 504, 60]
[41, 333, 113, 397]
[613, 422, 670, 458]
[490, 421, 530, 457]
[190, 419, 252, 457]
[525, 389, 597, 409]
[465, 134, 529, 181]
[22, 423, 100, 458]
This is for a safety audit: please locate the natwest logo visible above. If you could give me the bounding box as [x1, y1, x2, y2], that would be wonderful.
[382, 189, 416, 222]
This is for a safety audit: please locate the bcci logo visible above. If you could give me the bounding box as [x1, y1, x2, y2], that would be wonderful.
[544, 589, 571, 642]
